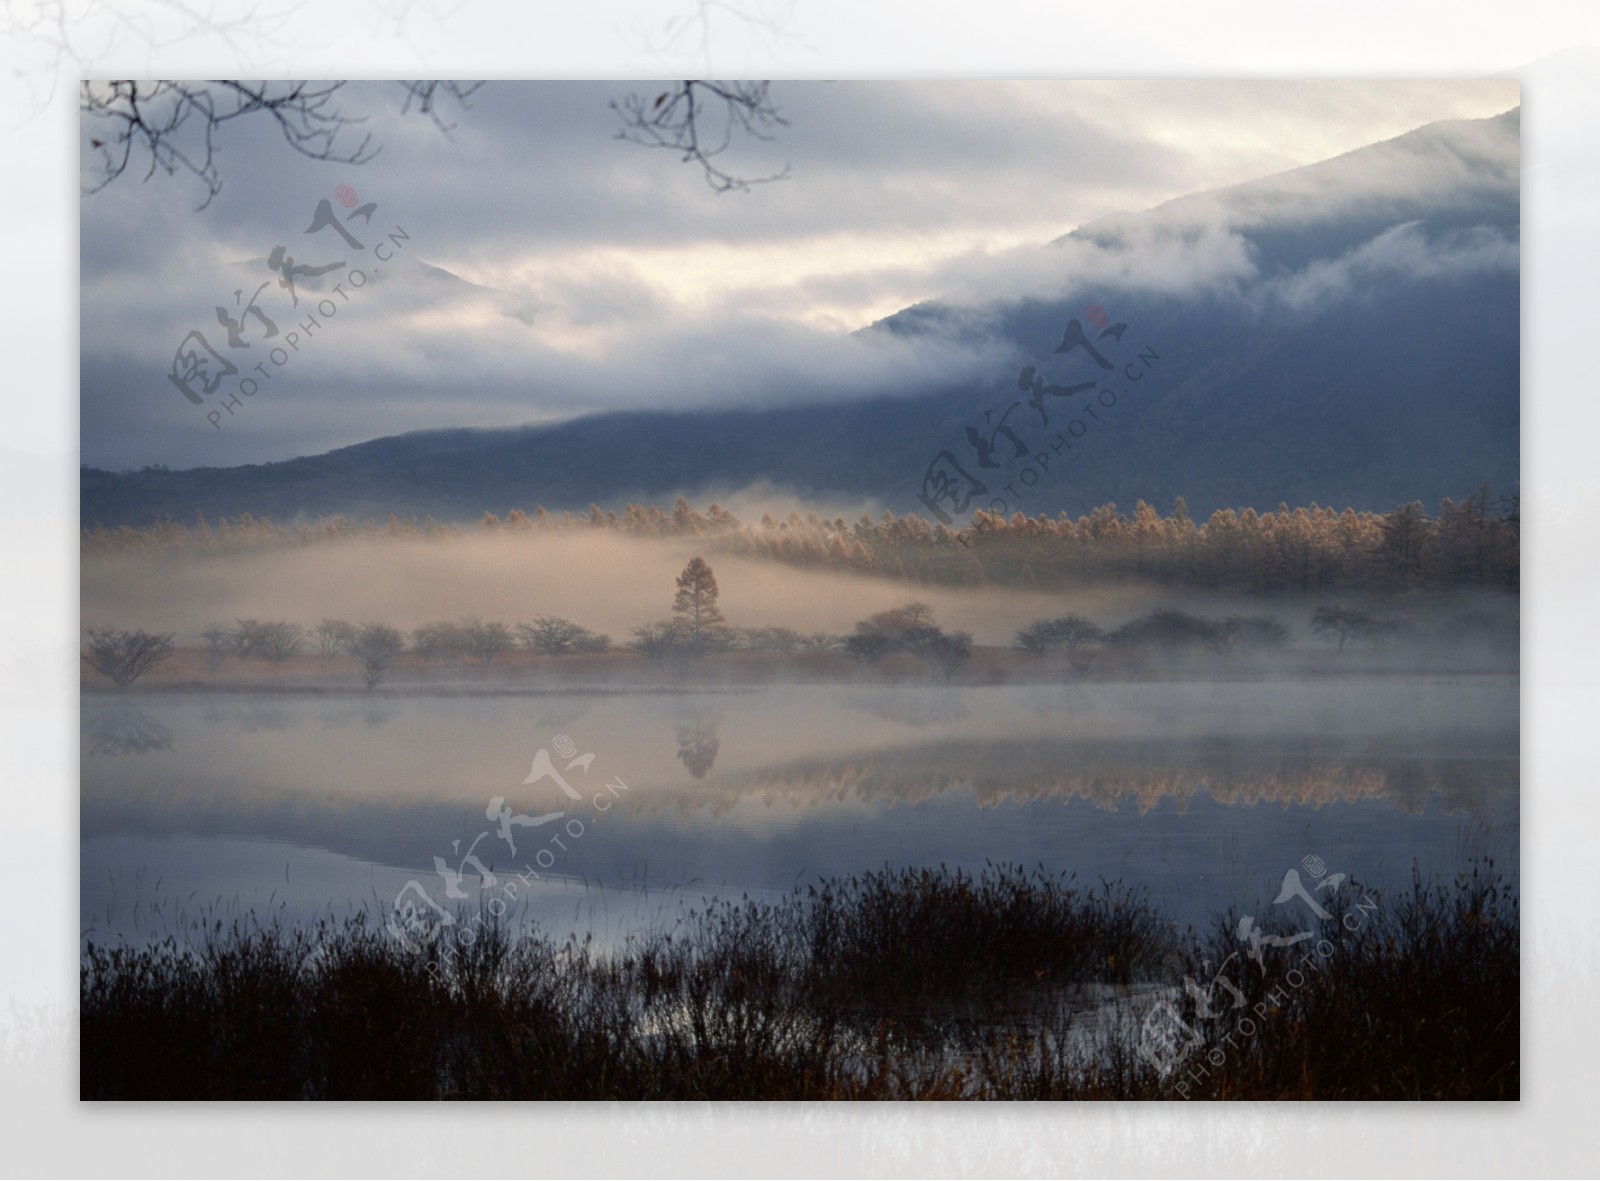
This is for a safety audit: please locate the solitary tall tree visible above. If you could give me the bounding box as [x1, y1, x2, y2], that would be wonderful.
[672, 557, 725, 642]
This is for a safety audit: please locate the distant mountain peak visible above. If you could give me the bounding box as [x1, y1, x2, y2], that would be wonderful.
[82, 108, 1518, 529]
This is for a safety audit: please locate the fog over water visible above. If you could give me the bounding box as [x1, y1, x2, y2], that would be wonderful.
[81, 525, 1520, 656]
[79, 511, 1520, 961]
[81, 677, 1518, 950]
[82, 528, 1180, 647]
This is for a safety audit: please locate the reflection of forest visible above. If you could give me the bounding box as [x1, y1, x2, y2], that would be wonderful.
[624, 737, 1516, 823]
[80, 727, 1517, 882]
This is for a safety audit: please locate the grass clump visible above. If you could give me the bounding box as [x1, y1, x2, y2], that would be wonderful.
[80, 862, 1516, 1100]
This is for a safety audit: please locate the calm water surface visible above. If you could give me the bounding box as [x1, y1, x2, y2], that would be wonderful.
[81, 678, 1518, 949]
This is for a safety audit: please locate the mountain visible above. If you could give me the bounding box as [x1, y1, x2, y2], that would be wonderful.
[80, 109, 1519, 529]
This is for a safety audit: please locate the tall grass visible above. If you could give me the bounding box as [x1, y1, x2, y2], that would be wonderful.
[80, 862, 1516, 1100]
[1172, 861, 1519, 1099]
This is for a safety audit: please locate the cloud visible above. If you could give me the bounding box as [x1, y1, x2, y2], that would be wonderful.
[78, 81, 1519, 471]
[1266, 222, 1518, 315]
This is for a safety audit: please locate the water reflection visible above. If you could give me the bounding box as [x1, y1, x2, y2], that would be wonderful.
[676, 718, 721, 779]
[847, 687, 971, 728]
[81, 704, 174, 756]
[81, 680, 1519, 937]
[201, 701, 299, 733]
[675, 738, 1513, 819]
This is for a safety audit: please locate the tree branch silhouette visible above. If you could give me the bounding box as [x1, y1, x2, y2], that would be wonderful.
[611, 80, 789, 193]
[80, 79, 483, 210]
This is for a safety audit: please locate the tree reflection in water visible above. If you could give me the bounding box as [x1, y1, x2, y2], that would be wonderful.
[82, 705, 174, 756]
[676, 717, 721, 779]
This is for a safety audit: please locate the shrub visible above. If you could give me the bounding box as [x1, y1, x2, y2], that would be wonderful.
[232, 619, 304, 662]
[462, 618, 514, 664]
[1107, 610, 1225, 652]
[83, 628, 174, 687]
[411, 621, 471, 662]
[516, 616, 612, 656]
[1015, 614, 1104, 656]
[314, 619, 358, 658]
[349, 623, 405, 689]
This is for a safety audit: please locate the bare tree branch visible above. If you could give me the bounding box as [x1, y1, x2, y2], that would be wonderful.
[611, 80, 789, 193]
[6, 0, 307, 122]
[397, 79, 486, 137]
[79, 79, 483, 210]
[645, 0, 800, 75]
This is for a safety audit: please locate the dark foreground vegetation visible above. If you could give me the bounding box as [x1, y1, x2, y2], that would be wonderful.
[81, 863, 1517, 1100]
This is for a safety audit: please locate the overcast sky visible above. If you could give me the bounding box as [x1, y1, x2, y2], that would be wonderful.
[78, 80, 1518, 471]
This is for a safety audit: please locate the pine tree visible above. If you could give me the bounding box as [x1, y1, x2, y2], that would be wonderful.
[672, 556, 726, 640]
[1378, 502, 1433, 589]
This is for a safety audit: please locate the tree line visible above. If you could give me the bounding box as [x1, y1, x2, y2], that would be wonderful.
[81, 486, 1518, 596]
[85, 559, 1437, 694]
[1011, 605, 1408, 665]
[83, 556, 981, 689]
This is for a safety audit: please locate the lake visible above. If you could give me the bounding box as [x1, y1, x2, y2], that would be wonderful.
[80, 676, 1519, 951]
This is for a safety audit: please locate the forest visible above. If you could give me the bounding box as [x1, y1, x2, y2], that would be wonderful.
[80, 486, 1519, 596]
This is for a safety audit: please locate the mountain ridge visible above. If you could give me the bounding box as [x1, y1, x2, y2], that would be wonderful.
[81, 108, 1519, 529]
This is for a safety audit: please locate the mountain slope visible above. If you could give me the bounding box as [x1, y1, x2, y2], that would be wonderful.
[81, 109, 1519, 528]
